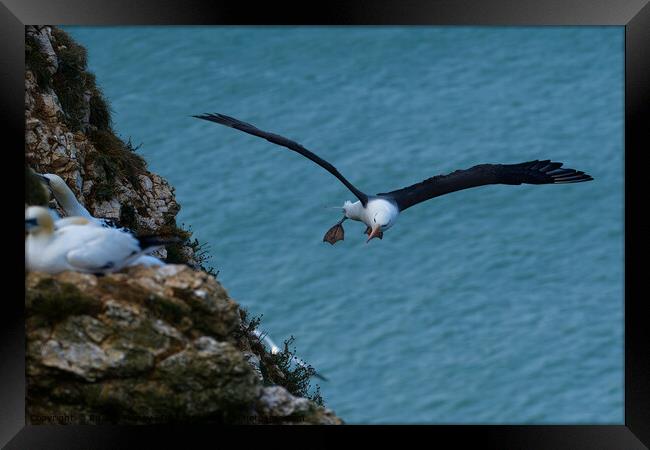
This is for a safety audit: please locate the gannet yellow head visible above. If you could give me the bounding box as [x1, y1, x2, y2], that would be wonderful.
[25, 206, 55, 236]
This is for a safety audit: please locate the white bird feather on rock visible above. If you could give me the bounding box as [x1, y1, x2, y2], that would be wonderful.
[25, 206, 166, 274]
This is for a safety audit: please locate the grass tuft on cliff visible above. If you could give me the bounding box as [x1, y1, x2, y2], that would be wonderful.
[87, 130, 148, 201]
[239, 310, 324, 406]
[266, 336, 324, 406]
[161, 222, 217, 276]
[84, 72, 113, 131]
[50, 28, 89, 131]
[25, 33, 53, 90]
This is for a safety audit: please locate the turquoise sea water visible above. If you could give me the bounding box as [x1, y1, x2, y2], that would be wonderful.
[62, 26, 624, 424]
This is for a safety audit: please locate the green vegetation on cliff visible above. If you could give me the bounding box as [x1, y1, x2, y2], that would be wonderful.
[240, 310, 324, 406]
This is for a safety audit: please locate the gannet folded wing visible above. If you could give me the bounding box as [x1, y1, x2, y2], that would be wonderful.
[64, 228, 143, 272]
[52, 214, 165, 267]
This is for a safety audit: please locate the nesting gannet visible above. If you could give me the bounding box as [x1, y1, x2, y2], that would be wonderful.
[25, 206, 172, 274]
[194, 113, 593, 244]
[50, 216, 165, 268]
[252, 328, 327, 381]
[37, 173, 164, 267]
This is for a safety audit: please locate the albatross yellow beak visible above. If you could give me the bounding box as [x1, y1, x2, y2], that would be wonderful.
[366, 225, 383, 243]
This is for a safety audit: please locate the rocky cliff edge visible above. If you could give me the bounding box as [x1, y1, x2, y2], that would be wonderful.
[25, 25, 342, 425]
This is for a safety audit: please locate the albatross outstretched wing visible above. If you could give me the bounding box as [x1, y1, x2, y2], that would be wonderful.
[193, 113, 369, 205]
[379, 160, 593, 212]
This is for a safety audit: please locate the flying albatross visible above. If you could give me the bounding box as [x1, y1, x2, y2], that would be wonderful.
[193, 113, 593, 244]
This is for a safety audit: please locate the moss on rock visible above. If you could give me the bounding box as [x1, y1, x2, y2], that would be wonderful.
[25, 33, 53, 90]
[50, 28, 89, 131]
[26, 277, 103, 325]
[86, 76, 112, 131]
[26, 268, 341, 424]
[87, 129, 147, 195]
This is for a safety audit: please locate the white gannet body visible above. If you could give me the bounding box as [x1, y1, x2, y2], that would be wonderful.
[51, 216, 164, 268]
[25, 206, 165, 274]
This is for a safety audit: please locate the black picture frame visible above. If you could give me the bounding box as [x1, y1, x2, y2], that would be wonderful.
[3, 0, 648, 447]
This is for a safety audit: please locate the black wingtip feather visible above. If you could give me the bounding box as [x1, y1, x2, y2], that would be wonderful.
[550, 170, 593, 183]
[546, 165, 593, 184]
[522, 159, 593, 184]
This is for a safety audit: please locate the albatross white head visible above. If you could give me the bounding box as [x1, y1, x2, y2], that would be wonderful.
[363, 198, 399, 243]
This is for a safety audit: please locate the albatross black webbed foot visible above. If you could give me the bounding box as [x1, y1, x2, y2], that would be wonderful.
[323, 217, 347, 245]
